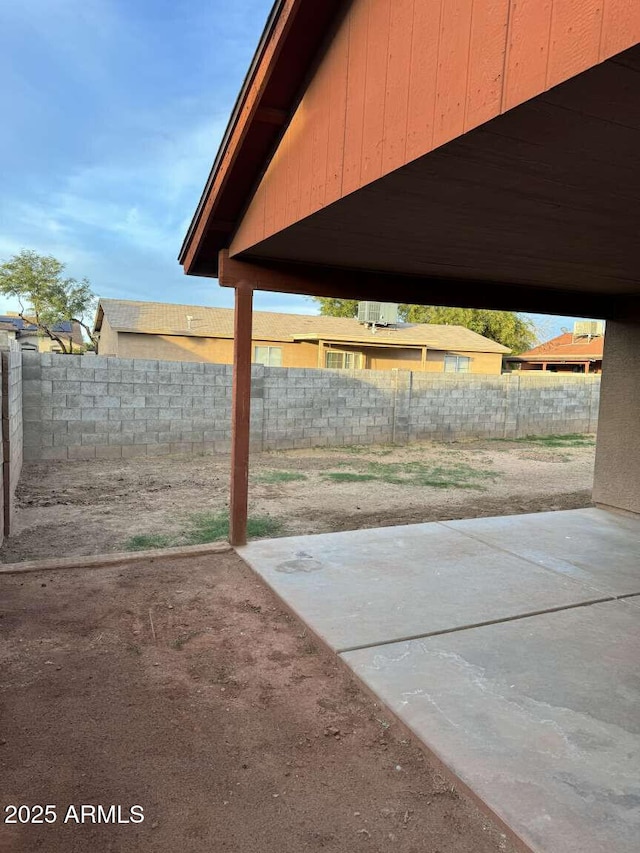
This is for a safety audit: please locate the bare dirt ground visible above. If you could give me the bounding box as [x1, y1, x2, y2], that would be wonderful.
[0, 552, 516, 853]
[1, 437, 595, 562]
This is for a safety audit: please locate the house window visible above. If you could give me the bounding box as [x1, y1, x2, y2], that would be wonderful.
[444, 354, 472, 373]
[325, 350, 363, 370]
[253, 346, 282, 367]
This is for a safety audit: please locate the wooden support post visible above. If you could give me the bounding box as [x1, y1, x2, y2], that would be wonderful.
[229, 283, 254, 546]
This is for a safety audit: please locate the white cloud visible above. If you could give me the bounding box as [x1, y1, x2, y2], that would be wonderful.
[0, 0, 295, 312]
[3, 113, 226, 273]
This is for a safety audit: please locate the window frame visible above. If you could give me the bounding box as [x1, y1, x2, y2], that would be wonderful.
[444, 354, 472, 373]
[324, 349, 363, 370]
[253, 345, 283, 367]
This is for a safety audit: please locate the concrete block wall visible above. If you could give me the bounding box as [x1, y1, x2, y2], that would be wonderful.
[259, 366, 398, 449]
[514, 374, 601, 436]
[1, 342, 24, 538]
[410, 374, 511, 441]
[22, 353, 233, 461]
[409, 373, 600, 441]
[21, 353, 601, 461]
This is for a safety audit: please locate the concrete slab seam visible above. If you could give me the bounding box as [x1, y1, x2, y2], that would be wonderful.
[334, 595, 616, 654]
[436, 520, 615, 597]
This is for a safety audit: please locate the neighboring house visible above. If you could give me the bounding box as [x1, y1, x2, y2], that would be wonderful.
[94, 298, 509, 374]
[0, 314, 84, 353]
[507, 321, 604, 374]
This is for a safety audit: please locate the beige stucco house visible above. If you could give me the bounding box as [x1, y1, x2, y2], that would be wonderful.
[94, 298, 509, 373]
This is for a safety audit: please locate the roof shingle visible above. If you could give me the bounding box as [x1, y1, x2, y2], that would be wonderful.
[97, 299, 510, 354]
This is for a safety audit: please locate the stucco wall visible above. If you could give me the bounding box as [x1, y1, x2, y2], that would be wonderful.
[95, 314, 121, 356]
[22, 352, 599, 462]
[367, 347, 422, 370]
[593, 321, 640, 515]
[112, 331, 234, 363]
[100, 330, 505, 373]
[424, 350, 503, 374]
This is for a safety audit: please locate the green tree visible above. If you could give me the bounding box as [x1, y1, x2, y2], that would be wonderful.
[311, 297, 536, 353]
[400, 305, 536, 353]
[0, 249, 97, 354]
[312, 297, 359, 318]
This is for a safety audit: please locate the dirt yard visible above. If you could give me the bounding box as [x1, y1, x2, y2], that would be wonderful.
[1, 436, 595, 562]
[0, 552, 516, 853]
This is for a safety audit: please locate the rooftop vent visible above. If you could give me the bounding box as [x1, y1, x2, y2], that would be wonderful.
[357, 302, 399, 326]
[573, 320, 604, 340]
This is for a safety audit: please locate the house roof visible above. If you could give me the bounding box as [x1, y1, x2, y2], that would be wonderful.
[96, 299, 510, 354]
[0, 315, 83, 344]
[0, 315, 68, 333]
[515, 332, 604, 362]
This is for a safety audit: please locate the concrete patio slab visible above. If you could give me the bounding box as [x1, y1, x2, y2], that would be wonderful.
[443, 508, 640, 597]
[239, 509, 640, 853]
[239, 522, 610, 652]
[343, 600, 640, 853]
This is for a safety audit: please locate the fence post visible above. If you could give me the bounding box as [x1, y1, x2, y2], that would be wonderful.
[1, 349, 11, 538]
[391, 370, 412, 444]
[504, 372, 521, 439]
[1, 344, 24, 539]
[589, 376, 600, 433]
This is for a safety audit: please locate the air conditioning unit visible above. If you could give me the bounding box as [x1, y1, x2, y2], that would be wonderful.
[573, 320, 604, 339]
[357, 302, 399, 326]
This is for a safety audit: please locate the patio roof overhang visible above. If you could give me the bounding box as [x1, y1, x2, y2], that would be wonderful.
[223, 58, 640, 320]
[180, 3, 640, 321]
[179, 0, 640, 545]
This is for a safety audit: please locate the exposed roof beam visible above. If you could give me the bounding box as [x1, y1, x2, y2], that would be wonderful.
[219, 251, 615, 320]
[254, 107, 289, 125]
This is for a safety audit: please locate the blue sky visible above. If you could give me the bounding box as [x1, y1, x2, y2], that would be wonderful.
[0, 0, 589, 341]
